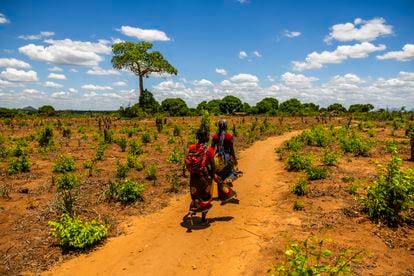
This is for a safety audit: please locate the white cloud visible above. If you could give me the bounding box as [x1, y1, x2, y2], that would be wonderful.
[292, 42, 386, 71]
[215, 68, 227, 76]
[70, 68, 78, 73]
[87, 67, 120, 75]
[153, 80, 185, 91]
[19, 39, 111, 66]
[23, 89, 40, 94]
[253, 50, 262, 57]
[82, 84, 113, 91]
[119, 26, 170, 41]
[44, 81, 63, 88]
[0, 58, 31, 69]
[0, 13, 10, 24]
[325, 17, 393, 43]
[239, 51, 248, 59]
[0, 68, 38, 82]
[230, 73, 259, 83]
[48, 66, 62, 72]
[112, 81, 127, 87]
[194, 79, 213, 87]
[377, 44, 414, 61]
[267, 75, 275, 82]
[281, 72, 318, 88]
[18, 31, 55, 40]
[284, 30, 301, 38]
[68, 88, 78, 93]
[48, 73, 66, 80]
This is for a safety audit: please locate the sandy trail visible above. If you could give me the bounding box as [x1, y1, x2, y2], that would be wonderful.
[47, 131, 301, 276]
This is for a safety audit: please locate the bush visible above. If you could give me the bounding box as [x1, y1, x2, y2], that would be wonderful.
[167, 148, 184, 164]
[11, 139, 28, 157]
[56, 173, 80, 190]
[128, 140, 143, 155]
[271, 236, 361, 275]
[292, 179, 308, 196]
[284, 137, 304, 152]
[322, 150, 339, 166]
[145, 164, 157, 180]
[95, 141, 107, 161]
[305, 166, 328, 180]
[116, 137, 127, 152]
[8, 155, 30, 174]
[48, 214, 108, 250]
[141, 132, 151, 144]
[116, 162, 129, 178]
[127, 154, 144, 171]
[364, 151, 414, 225]
[286, 152, 313, 171]
[106, 178, 144, 204]
[339, 132, 373, 156]
[300, 125, 333, 147]
[38, 125, 54, 147]
[53, 155, 76, 173]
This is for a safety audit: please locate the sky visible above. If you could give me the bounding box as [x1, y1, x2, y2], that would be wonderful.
[0, 0, 413, 110]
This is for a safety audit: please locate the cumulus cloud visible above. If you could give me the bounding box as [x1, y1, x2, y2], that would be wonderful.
[68, 88, 78, 93]
[377, 44, 414, 61]
[87, 67, 120, 75]
[239, 51, 248, 59]
[292, 42, 386, 71]
[215, 68, 227, 76]
[44, 81, 63, 88]
[82, 84, 113, 91]
[23, 88, 40, 94]
[19, 39, 111, 66]
[0, 58, 31, 69]
[194, 79, 213, 87]
[0, 13, 10, 24]
[281, 72, 318, 88]
[0, 68, 38, 82]
[18, 31, 55, 40]
[230, 73, 258, 83]
[112, 81, 128, 87]
[48, 73, 66, 80]
[48, 66, 62, 72]
[119, 26, 170, 41]
[325, 17, 393, 43]
[0, 79, 23, 88]
[284, 30, 301, 38]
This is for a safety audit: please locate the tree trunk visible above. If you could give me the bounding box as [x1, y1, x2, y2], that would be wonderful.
[138, 75, 144, 102]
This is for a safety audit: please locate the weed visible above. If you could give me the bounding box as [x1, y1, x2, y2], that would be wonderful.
[127, 154, 144, 171]
[116, 162, 129, 178]
[167, 148, 184, 164]
[8, 155, 30, 174]
[292, 178, 308, 196]
[116, 137, 127, 152]
[105, 178, 144, 204]
[305, 166, 328, 180]
[286, 152, 313, 171]
[141, 132, 151, 144]
[49, 214, 108, 250]
[128, 140, 143, 155]
[293, 200, 304, 211]
[145, 164, 157, 181]
[95, 141, 107, 161]
[53, 155, 76, 173]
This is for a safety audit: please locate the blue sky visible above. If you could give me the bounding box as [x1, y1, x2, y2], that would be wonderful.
[0, 0, 413, 110]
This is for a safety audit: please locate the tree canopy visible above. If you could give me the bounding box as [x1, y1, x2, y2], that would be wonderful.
[255, 98, 279, 114]
[219, 95, 243, 114]
[161, 98, 189, 116]
[111, 41, 177, 102]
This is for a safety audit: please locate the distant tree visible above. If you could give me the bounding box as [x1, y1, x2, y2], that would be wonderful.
[327, 103, 347, 113]
[111, 41, 178, 102]
[256, 98, 279, 114]
[242, 102, 251, 114]
[279, 98, 302, 114]
[38, 105, 56, 116]
[119, 104, 145, 118]
[219, 95, 243, 114]
[302, 102, 319, 112]
[206, 99, 222, 115]
[348, 104, 374, 113]
[139, 89, 160, 114]
[161, 98, 189, 116]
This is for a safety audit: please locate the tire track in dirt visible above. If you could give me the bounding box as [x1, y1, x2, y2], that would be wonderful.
[45, 131, 302, 276]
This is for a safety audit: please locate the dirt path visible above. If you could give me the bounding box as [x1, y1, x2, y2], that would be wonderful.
[46, 131, 301, 276]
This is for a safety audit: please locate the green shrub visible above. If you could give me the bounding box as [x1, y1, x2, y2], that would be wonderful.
[53, 155, 76, 173]
[173, 125, 182, 137]
[48, 214, 108, 250]
[364, 151, 414, 225]
[339, 132, 373, 156]
[292, 179, 308, 196]
[106, 178, 144, 204]
[116, 162, 129, 178]
[271, 236, 362, 275]
[127, 154, 144, 171]
[155, 114, 164, 133]
[305, 166, 328, 180]
[116, 137, 127, 152]
[11, 139, 28, 157]
[95, 141, 107, 161]
[167, 148, 183, 164]
[284, 137, 304, 152]
[8, 155, 30, 174]
[141, 132, 151, 144]
[293, 200, 304, 211]
[38, 125, 54, 147]
[322, 150, 339, 166]
[128, 140, 143, 155]
[286, 152, 313, 171]
[167, 136, 176, 144]
[145, 164, 157, 180]
[300, 125, 333, 147]
[56, 173, 80, 190]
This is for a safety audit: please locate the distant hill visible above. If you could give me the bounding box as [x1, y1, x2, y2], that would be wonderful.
[21, 106, 37, 111]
